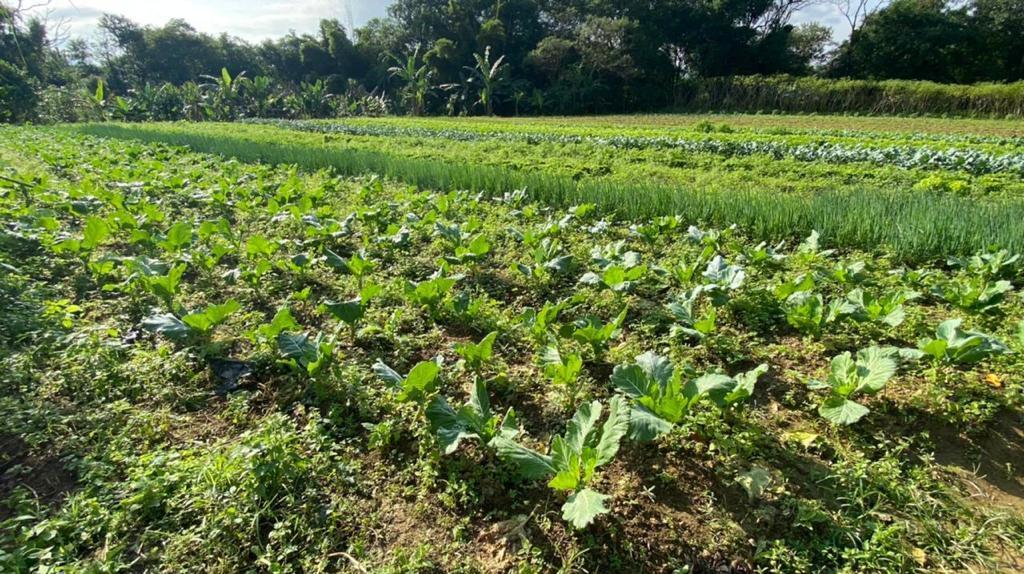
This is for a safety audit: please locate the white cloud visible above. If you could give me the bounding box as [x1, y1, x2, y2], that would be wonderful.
[30, 0, 852, 45]
[29, 0, 392, 43]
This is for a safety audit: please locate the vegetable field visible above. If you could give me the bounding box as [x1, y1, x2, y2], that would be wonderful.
[1, 116, 1024, 573]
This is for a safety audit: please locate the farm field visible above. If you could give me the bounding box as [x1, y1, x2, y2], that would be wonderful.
[1, 116, 1024, 573]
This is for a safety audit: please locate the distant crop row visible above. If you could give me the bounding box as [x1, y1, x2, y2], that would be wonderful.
[74, 123, 1024, 260]
[246, 118, 1024, 178]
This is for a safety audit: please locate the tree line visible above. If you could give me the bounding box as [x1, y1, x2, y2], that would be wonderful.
[2, 0, 1023, 122]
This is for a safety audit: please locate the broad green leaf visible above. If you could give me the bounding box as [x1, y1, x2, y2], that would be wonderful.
[372, 360, 404, 387]
[854, 347, 897, 394]
[627, 405, 674, 442]
[564, 400, 602, 455]
[141, 313, 190, 339]
[277, 332, 315, 360]
[493, 436, 555, 480]
[323, 298, 364, 325]
[819, 396, 870, 425]
[609, 364, 647, 397]
[82, 216, 109, 250]
[561, 488, 609, 529]
[594, 396, 629, 466]
[398, 360, 440, 402]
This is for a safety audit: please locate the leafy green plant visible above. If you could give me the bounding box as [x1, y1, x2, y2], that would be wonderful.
[948, 249, 1020, 280]
[611, 352, 767, 441]
[494, 397, 629, 528]
[807, 347, 897, 425]
[515, 238, 572, 280]
[447, 235, 492, 266]
[845, 289, 918, 327]
[277, 331, 335, 377]
[322, 283, 382, 337]
[568, 308, 627, 359]
[404, 274, 458, 319]
[782, 291, 854, 337]
[917, 319, 1010, 365]
[667, 288, 717, 340]
[455, 331, 498, 374]
[373, 359, 442, 403]
[519, 300, 565, 345]
[425, 378, 517, 455]
[931, 276, 1013, 314]
[132, 260, 187, 311]
[541, 345, 585, 404]
[579, 264, 647, 294]
[326, 249, 375, 290]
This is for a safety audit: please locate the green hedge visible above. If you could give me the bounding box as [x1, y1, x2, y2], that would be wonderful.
[675, 76, 1024, 118]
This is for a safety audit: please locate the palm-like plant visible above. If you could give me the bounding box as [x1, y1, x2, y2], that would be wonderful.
[386, 46, 432, 116]
[465, 46, 507, 116]
[200, 68, 246, 120]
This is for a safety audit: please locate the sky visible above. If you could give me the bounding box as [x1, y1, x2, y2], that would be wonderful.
[26, 0, 852, 45]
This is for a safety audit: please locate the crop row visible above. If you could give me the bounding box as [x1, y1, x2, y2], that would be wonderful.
[73, 123, 1024, 260]
[245, 118, 1024, 178]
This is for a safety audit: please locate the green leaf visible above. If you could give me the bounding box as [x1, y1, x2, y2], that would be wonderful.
[563, 400, 602, 455]
[594, 396, 629, 466]
[493, 436, 555, 479]
[819, 396, 870, 425]
[609, 364, 647, 397]
[141, 313, 190, 339]
[277, 332, 315, 360]
[627, 405, 674, 442]
[163, 222, 193, 251]
[854, 347, 897, 395]
[82, 216, 109, 250]
[323, 298, 364, 325]
[372, 360, 404, 387]
[561, 488, 609, 529]
[182, 299, 240, 332]
[398, 360, 440, 402]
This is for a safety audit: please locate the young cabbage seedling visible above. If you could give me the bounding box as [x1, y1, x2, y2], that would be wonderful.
[322, 283, 382, 338]
[807, 347, 897, 425]
[455, 331, 499, 375]
[611, 351, 767, 441]
[373, 359, 442, 403]
[425, 378, 518, 455]
[917, 318, 1009, 365]
[494, 396, 630, 529]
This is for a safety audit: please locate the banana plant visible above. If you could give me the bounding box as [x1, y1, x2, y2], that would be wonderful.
[807, 347, 897, 425]
[494, 397, 629, 529]
[465, 46, 507, 116]
[611, 351, 767, 441]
